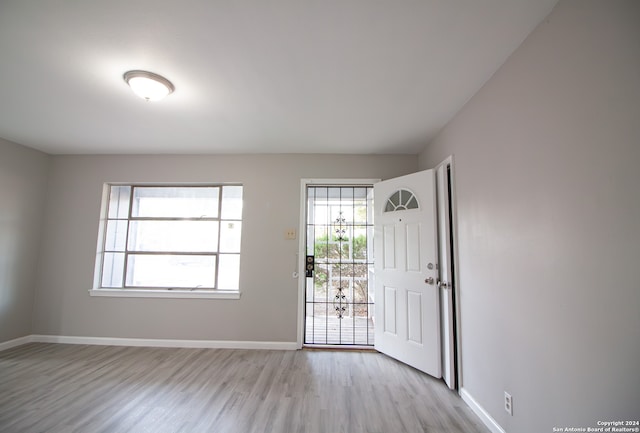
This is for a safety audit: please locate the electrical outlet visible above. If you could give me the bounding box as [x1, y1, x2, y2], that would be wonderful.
[504, 391, 513, 416]
[285, 228, 296, 240]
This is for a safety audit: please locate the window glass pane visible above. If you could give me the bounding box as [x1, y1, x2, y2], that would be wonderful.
[126, 254, 216, 288]
[218, 254, 240, 290]
[312, 225, 329, 259]
[399, 189, 407, 206]
[219, 221, 242, 253]
[353, 226, 367, 261]
[108, 186, 131, 219]
[101, 252, 124, 287]
[385, 200, 394, 212]
[330, 204, 344, 233]
[389, 191, 400, 207]
[340, 188, 354, 224]
[353, 187, 368, 200]
[353, 264, 369, 303]
[128, 221, 219, 252]
[353, 187, 368, 224]
[313, 187, 328, 200]
[221, 186, 243, 219]
[105, 220, 128, 251]
[131, 187, 219, 218]
[353, 202, 367, 224]
[315, 199, 325, 227]
[327, 187, 341, 200]
[339, 205, 353, 225]
[314, 263, 329, 299]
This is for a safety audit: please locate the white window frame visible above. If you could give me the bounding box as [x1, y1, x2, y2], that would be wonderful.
[90, 183, 242, 300]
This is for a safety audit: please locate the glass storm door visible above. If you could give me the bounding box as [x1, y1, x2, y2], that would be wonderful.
[304, 185, 375, 346]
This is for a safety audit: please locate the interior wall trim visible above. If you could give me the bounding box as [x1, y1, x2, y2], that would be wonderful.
[460, 387, 506, 433]
[0, 335, 35, 352]
[1, 335, 297, 351]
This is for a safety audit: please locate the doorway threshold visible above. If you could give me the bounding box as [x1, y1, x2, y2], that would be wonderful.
[303, 344, 377, 351]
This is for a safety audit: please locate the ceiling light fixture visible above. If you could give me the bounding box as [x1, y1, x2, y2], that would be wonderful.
[123, 70, 174, 101]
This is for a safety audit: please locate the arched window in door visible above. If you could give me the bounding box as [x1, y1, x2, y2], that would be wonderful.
[384, 189, 419, 212]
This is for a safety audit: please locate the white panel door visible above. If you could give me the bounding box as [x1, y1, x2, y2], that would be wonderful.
[374, 170, 441, 377]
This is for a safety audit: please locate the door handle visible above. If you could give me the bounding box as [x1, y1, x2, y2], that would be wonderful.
[437, 280, 449, 289]
[424, 277, 434, 285]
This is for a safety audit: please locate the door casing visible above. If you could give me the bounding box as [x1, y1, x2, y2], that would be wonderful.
[436, 155, 463, 390]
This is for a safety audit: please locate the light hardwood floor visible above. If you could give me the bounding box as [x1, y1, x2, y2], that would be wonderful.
[0, 343, 488, 433]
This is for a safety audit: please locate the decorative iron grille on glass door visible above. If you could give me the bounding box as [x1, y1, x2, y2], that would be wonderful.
[305, 186, 375, 345]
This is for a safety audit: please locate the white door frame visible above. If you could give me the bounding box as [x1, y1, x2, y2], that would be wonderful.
[435, 155, 463, 390]
[297, 178, 381, 349]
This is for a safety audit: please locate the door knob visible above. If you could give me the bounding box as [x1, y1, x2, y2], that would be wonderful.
[424, 277, 434, 285]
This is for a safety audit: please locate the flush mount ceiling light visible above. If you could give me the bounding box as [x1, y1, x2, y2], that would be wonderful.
[123, 70, 174, 101]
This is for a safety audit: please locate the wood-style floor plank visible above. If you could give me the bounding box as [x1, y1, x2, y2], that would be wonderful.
[0, 343, 488, 433]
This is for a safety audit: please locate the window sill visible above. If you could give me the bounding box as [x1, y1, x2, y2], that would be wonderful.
[89, 288, 241, 300]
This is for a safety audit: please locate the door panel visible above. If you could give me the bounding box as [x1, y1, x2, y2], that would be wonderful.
[406, 224, 421, 271]
[407, 291, 423, 343]
[374, 169, 441, 377]
[383, 225, 396, 269]
[383, 286, 397, 334]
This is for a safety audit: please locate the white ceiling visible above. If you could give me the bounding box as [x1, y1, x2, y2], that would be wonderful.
[0, 0, 558, 155]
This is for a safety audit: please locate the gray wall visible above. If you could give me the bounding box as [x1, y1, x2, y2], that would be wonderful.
[32, 154, 417, 342]
[419, 1, 639, 431]
[0, 138, 49, 343]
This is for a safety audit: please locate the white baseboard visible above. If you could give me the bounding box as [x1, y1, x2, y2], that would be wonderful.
[0, 335, 35, 352]
[1, 335, 297, 351]
[460, 387, 506, 433]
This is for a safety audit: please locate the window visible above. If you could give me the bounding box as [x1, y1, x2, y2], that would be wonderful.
[384, 189, 418, 212]
[93, 184, 243, 298]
